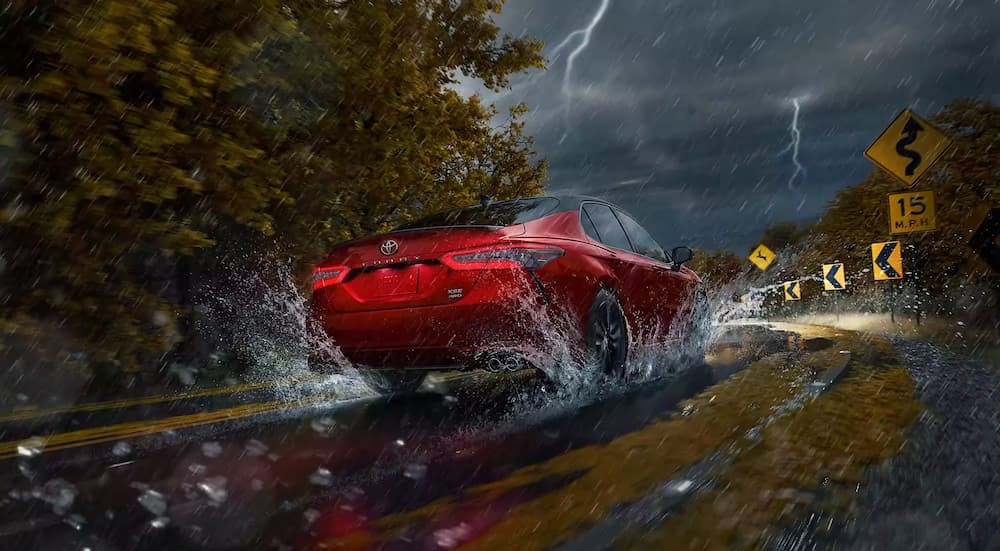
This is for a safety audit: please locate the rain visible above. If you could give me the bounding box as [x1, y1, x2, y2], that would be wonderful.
[0, 1, 999, 550]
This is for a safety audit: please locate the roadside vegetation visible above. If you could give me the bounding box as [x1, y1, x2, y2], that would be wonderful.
[0, 0, 547, 381]
[693, 100, 1000, 330]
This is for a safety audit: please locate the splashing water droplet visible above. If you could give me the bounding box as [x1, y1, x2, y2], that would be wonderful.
[309, 467, 333, 487]
[303, 509, 321, 525]
[150, 516, 170, 529]
[138, 489, 168, 517]
[310, 417, 337, 435]
[17, 437, 46, 457]
[32, 478, 78, 515]
[403, 463, 428, 480]
[244, 439, 269, 457]
[197, 476, 229, 505]
[64, 513, 86, 531]
[201, 441, 223, 458]
[112, 441, 132, 457]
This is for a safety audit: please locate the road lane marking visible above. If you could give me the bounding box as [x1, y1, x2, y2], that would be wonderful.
[0, 374, 326, 423]
[0, 392, 340, 460]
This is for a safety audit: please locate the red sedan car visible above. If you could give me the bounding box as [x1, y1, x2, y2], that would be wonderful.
[310, 195, 702, 391]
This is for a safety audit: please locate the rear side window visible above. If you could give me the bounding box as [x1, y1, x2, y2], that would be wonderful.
[394, 198, 558, 231]
[616, 210, 669, 263]
[581, 204, 632, 251]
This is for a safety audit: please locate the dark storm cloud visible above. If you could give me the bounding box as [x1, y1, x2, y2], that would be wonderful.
[471, 0, 1000, 252]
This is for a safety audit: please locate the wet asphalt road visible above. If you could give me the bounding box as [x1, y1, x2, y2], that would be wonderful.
[1, 324, 997, 550]
[842, 340, 1000, 551]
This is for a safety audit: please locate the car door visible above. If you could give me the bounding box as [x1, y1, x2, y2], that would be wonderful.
[580, 203, 661, 345]
[614, 210, 697, 343]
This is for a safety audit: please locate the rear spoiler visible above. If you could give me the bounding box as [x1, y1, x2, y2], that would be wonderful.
[388, 224, 503, 234]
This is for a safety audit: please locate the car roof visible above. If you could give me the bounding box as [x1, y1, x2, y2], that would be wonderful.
[536, 193, 632, 217]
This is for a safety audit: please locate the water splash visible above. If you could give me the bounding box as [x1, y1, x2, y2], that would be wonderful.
[195, 258, 373, 401]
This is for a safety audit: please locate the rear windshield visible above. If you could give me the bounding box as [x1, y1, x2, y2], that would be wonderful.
[393, 197, 559, 231]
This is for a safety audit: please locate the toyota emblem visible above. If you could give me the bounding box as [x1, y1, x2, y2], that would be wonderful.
[380, 239, 399, 256]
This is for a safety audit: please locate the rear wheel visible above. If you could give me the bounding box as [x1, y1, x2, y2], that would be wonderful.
[585, 288, 628, 378]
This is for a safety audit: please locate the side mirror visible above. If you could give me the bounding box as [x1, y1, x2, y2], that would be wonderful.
[671, 246, 693, 271]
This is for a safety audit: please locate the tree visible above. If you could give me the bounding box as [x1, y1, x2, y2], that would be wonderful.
[0, 0, 547, 378]
[799, 99, 1000, 318]
[689, 250, 748, 292]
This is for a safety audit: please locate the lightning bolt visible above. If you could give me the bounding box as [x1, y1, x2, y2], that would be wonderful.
[550, 0, 612, 140]
[777, 97, 806, 192]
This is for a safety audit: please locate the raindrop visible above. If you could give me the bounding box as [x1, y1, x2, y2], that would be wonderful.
[310, 417, 337, 435]
[17, 437, 46, 457]
[150, 516, 171, 529]
[137, 489, 168, 517]
[403, 463, 428, 480]
[32, 479, 78, 515]
[433, 522, 472, 549]
[197, 476, 229, 506]
[303, 508, 321, 525]
[309, 467, 333, 487]
[664, 479, 694, 495]
[244, 439, 269, 457]
[64, 513, 86, 531]
[112, 441, 132, 457]
[201, 441, 223, 458]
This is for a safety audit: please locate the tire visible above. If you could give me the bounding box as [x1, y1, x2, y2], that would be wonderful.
[682, 289, 711, 360]
[585, 288, 629, 377]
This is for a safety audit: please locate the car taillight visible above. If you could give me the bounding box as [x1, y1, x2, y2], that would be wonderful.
[312, 266, 349, 290]
[441, 246, 564, 271]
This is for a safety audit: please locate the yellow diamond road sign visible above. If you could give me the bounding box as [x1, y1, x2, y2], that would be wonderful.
[888, 190, 936, 234]
[822, 263, 846, 291]
[749, 244, 776, 271]
[865, 109, 951, 187]
[783, 281, 801, 301]
[871, 241, 904, 280]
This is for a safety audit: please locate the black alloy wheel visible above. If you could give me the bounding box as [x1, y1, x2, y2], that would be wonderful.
[586, 288, 628, 377]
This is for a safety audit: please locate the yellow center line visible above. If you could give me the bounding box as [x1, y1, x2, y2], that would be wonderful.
[0, 374, 326, 423]
[0, 392, 340, 460]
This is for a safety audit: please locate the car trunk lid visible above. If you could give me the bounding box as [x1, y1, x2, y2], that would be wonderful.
[313, 226, 523, 312]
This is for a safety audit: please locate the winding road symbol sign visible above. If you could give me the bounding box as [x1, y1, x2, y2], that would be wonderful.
[749, 244, 776, 271]
[865, 109, 951, 187]
[871, 241, 904, 280]
[784, 281, 801, 301]
[822, 263, 846, 291]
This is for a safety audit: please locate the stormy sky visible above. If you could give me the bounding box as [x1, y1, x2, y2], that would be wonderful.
[461, 0, 1000, 253]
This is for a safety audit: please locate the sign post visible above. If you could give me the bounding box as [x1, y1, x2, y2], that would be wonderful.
[871, 241, 904, 324]
[822, 263, 846, 321]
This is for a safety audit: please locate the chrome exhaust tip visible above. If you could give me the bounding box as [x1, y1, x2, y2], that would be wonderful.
[477, 353, 524, 373]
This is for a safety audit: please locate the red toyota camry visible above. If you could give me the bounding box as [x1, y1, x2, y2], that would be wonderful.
[309, 195, 702, 391]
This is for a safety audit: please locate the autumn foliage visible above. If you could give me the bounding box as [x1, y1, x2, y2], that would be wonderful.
[0, 0, 546, 376]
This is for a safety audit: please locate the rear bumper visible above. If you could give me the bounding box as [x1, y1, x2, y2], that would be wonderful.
[314, 283, 544, 369]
